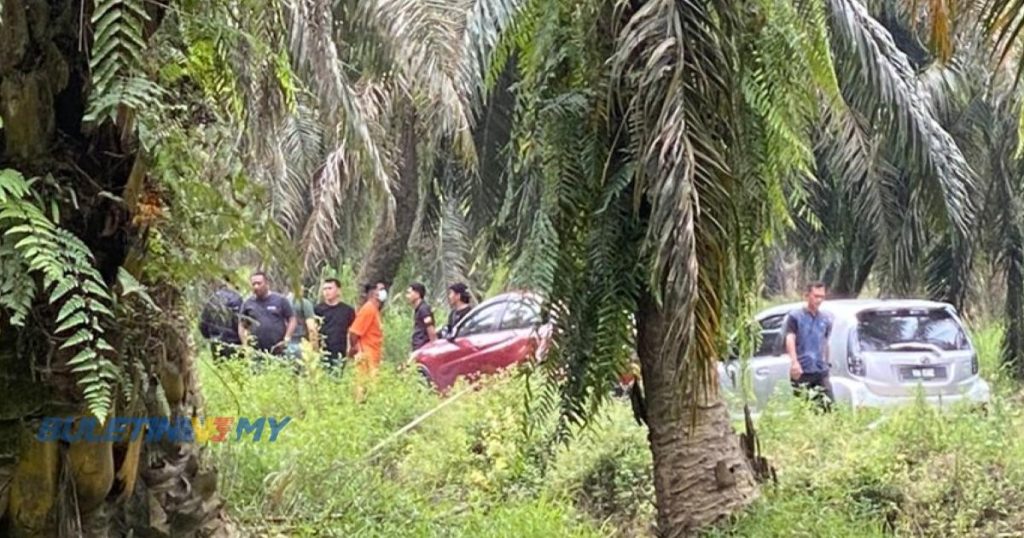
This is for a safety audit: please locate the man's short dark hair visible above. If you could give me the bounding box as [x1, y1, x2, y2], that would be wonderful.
[363, 283, 377, 295]
[806, 281, 827, 293]
[409, 282, 426, 299]
[251, 271, 268, 281]
[448, 282, 471, 303]
[323, 278, 341, 288]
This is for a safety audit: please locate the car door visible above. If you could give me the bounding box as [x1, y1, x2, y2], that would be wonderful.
[722, 313, 793, 410]
[483, 297, 544, 372]
[437, 300, 513, 382]
[748, 314, 795, 409]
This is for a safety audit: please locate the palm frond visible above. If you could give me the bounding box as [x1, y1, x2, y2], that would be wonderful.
[354, 0, 528, 166]
[273, 101, 323, 237]
[828, 0, 977, 236]
[287, 0, 396, 272]
[457, 0, 532, 109]
[611, 0, 736, 400]
[981, 0, 1024, 82]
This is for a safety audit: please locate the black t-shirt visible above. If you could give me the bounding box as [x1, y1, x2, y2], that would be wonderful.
[314, 302, 356, 355]
[411, 301, 435, 350]
[446, 305, 472, 336]
[240, 293, 294, 351]
[199, 288, 243, 344]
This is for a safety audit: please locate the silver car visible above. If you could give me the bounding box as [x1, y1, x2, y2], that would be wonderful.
[718, 299, 991, 412]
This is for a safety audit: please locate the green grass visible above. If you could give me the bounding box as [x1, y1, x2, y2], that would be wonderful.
[198, 311, 1024, 537]
[709, 324, 1024, 537]
[199, 305, 651, 536]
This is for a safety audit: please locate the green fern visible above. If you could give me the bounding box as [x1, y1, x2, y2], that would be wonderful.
[85, 0, 163, 123]
[0, 169, 118, 422]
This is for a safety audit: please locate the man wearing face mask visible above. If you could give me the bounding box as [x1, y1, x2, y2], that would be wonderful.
[349, 283, 385, 401]
[375, 281, 389, 311]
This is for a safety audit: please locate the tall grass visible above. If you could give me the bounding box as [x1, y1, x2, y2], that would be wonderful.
[198, 306, 1023, 537]
[198, 305, 652, 536]
[708, 324, 1024, 537]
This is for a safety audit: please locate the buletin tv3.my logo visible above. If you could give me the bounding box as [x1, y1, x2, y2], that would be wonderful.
[36, 416, 291, 443]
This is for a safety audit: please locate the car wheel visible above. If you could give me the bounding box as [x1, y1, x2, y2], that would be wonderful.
[417, 365, 436, 388]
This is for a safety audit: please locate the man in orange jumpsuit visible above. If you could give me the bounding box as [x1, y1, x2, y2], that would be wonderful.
[349, 283, 384, 402]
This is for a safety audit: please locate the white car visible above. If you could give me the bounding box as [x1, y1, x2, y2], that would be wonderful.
[718, 299, 991, 412]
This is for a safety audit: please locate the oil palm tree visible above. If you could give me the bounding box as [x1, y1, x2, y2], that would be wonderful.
[492, 0, 844, 533]
[795, 0, 1024, 377]
[0, 1, 530, 533]
[980, 0, 1024, 378]
[263, 0, 526, 285]
[790, 0, 978, 302]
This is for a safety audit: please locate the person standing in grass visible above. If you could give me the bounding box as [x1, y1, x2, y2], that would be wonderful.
[239, 271, 297, 359]
[286, 288, 317, 361]
[406, 282, 437, 351]
[349, 283, 385, 401]
[786, 281, 834, 412]
[199, 276, 243, 360]
[313, 278, 356, 371]
[441, 283, 473, 338]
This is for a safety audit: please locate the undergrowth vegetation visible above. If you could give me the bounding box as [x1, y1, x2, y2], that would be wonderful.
[199, 306, 653, 537]
[709, 325, 1024, 538]
[199, 310, 1023, 537]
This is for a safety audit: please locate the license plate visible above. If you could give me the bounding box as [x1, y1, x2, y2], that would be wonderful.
[900, 366, 946, 381]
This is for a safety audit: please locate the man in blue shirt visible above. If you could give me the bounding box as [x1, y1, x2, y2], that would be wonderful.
[785, 281, 834, 411]
[239, 271, 297, 357]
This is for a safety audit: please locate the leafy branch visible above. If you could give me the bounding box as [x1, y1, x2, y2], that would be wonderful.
[86, 0, 164, 124]
[0, 169, 118, 422]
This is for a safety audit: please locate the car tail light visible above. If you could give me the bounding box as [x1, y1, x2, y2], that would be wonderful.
[848, 355, 866, 377]
[971, 354, 979, 375]
[847, 334, 866, 377]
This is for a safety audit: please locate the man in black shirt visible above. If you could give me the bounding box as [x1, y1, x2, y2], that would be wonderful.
[442, 283, 473, 338]
[406, 282, 436, 351]
[313, 278, 356, 370]
[239, 271, 296, 357]
[198, 278, 243, 360]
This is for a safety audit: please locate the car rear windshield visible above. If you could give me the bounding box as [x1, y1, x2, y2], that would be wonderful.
[856, 308, 969, 352]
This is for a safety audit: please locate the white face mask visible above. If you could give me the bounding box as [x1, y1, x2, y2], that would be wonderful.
[377, 289, 388, 302]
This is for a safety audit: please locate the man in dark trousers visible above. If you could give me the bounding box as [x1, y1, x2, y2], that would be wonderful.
[406, 282, 436, 351]
[441, 282, 473, 338]
[313, 278, 356, 371]
[785, 281, 834, 411]
[198, 277, 243, 359]
[238, 271, 297, 358]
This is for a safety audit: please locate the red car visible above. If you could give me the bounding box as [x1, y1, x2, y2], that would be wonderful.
[412, 291, 551, 391]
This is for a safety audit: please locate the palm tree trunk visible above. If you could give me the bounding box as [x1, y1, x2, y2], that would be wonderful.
[0, 1, 232, 536]
[636, 292, 758, 537]
[763, 247, 788, 298]
[357, 105, 419, 287]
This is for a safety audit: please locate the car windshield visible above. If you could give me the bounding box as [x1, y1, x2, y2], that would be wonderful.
[856, 308, 969, 352]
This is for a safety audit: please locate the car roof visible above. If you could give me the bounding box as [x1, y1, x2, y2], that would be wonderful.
[756, 298, 956, 322]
